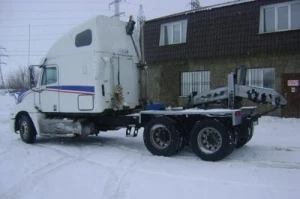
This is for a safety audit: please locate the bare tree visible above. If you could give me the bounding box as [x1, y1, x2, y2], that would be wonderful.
[6, 66, 30, 92]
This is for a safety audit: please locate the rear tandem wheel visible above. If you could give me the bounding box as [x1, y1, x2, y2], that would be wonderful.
[143, 117, 182, 157]
[190, 119, 234, 161]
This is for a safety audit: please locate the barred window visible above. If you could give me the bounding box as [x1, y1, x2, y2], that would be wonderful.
[243, 68, 275, 89]
[181, 71, 210, 96]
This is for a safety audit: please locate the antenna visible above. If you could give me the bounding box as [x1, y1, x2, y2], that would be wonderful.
[109, 0, 126, 19]
[137, 4, 146, 33]
[0, 47, 9, 90]
[190, 0, 201, 10]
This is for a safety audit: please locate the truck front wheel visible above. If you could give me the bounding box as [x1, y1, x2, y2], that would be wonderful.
[18, 115, 37, 144]
[190, 120, 231, 161]
[143, 117, 181, 157]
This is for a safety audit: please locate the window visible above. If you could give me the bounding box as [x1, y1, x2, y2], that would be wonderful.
[41, 67, 57, 85]
[159, 19, 188, 46]
[75, 29, 92, 47]
[181, 71, 210, 96]
[260, 1, 300, 33]
[238, 68, 275, 89]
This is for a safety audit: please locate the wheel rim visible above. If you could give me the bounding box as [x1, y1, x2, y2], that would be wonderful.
[197, 127, 222, 154]
[150, 124, 171, 150]
[20, 120, 29, 139]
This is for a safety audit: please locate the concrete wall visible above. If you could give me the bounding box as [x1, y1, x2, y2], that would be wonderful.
[141, 51, 300, 116]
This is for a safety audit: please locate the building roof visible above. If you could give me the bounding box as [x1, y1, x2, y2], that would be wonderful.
[147, 0, 256, 22]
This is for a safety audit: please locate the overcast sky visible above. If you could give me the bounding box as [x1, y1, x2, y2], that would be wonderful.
[0, 0, 232, 77]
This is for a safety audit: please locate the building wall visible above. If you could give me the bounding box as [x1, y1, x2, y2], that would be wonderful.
[144, 0, 300, 63]
[142, 50, 300, 116]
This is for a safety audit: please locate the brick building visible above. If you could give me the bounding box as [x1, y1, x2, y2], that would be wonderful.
[142, 0, 300, 117]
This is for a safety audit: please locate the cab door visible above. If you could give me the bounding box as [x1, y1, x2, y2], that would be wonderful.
[36, 65, 59, 112]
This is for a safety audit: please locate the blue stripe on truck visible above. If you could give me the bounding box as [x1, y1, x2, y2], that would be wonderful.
[46, 86, 95, 93]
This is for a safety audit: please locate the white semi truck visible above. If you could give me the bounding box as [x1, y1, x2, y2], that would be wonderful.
[10, 15, 287, 161]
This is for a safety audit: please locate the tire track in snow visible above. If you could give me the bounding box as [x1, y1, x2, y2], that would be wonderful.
[0, 143, 88, 198]
[0, 156, 79, 199]
[179, 145, 300, 170]
[225, 159, 300, 170]
[99, 153, 145, 199]
[110, 154, 144, 199]
[37, 142, 142, 199]
[245, 145, 300, 152]
[37, 142, 300, 172]
[85, 154, 299, 194]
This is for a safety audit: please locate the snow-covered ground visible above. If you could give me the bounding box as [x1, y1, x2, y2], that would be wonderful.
[0, 93, 300, 199]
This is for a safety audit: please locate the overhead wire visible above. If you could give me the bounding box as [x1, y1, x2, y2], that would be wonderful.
[0, 9, 110, 12]
[0, 33, 63, 38]
[0, 24, 77, 28]
[0, 1, 109, 3]
[0, 38, 56, 42]
[0, 17, 90, 21]
[7, 54, 47, 57]
[6, 50, 48, 53]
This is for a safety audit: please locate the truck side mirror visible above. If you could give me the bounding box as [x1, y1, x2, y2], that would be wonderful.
[29, 65, 40, 89]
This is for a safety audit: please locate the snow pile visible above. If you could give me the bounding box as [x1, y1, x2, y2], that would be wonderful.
[0, 94, 300, 199]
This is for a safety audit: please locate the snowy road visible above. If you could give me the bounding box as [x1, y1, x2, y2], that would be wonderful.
[0, 94, 300, 199]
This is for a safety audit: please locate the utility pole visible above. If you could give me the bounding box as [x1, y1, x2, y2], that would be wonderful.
[137, 4, 145, 34]
[109, 0, 126, 19]
[190, 0, 201, 10]
[28, 24, 31, 67]
[0, 46, 9, 90]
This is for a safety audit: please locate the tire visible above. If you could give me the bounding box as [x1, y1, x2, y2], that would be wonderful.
[143, 117, 182, 157]
[175, 121, 187, 153]
[236, 120, 253, 148]
[18, 115, 37, 144]
[190, 119, 232, 161]
[176, 136, 186, 153]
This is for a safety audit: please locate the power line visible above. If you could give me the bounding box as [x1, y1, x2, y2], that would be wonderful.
[0, 39, 56, 42]
[109, 0, 126, 19]
[0, 33, 63, 38]
[1, 24, 76, 28]
[6, 50, 48, 53]
[0, 17, 90, 21]
[189, 0, 201, 10]
[8, 55, 45, 56]
[137, 4, 145, 33]
[0, 9, 109, 13]
[124, 2, 166, 12]
[0, 4, 166, 17]
[0, 1, 109, 3]
[0, 47, 9, 88]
